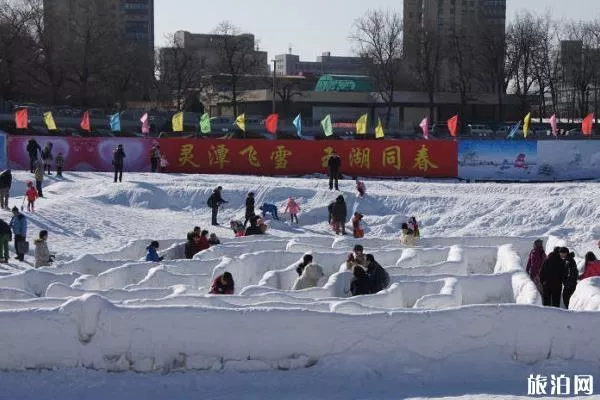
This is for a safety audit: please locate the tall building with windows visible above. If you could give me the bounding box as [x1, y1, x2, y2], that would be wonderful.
[403, 0, 506, 92]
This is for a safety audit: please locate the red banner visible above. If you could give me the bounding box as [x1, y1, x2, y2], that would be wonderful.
[157, 139, 457, 178]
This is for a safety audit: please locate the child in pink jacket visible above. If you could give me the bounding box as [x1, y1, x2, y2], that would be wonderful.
[284, 197, 300, 224]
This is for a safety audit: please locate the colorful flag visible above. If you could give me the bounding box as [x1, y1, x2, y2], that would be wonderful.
[15, 108, 28, 129]
[234, 113, 246, 132]
[172, 112, 184, 132]
[293, 114, 302, 138]
[523, 112, 531, 138]
[199, 113, 211, 134]
[507, 121, 521, 139]
[549, 114, 557, 137]
[356, 114, 368, 135]
[420, 117, 429, 140]
[375, 118, 385, 139]
[140, 113, 150, 136]
[110, 113, 121, 132]
[321, 114, 333, 137]
[448, 115, 458, 138]
[582, 113, 594, 136]
[80, 111, 91, 132]
[43, 111, 57, 130]
[265, 113, 278, 135]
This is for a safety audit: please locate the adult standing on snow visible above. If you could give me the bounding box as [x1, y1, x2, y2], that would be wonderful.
[0, 169, 12, 210]
[327, 150, 341, 191]
[539, 247, 564, 308]
[365, 254, 390, 294]
[26, 138, 41, 173]
[9, 207, 27, 261]
[526, 239, 546, 293]
[562, 249, 578, 309]
[0, 218, 11, 263]
[244, 192, 255, 228]
[41, 143, 53, 175]
[207, 186, 227, 226]
[113, 144, 126, 183]
[149, 145, 160, 173]
[328, 195, 347, 235]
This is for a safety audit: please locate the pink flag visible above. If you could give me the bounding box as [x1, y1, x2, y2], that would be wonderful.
[140, 113, 149, 136]
[419, 117, 429, 140]
[550, 114, 557, 137]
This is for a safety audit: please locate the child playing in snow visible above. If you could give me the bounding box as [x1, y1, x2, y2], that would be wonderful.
[230, 220, 246, 237]
[25, 181, 38, 212]
[160, 154, 169, 173]
[408, 217, 420, 238]
[259, 203, 279, 220]
[355, 177, 366, 197]
[55, 152, 65, 177]
[352, 212, 364, 238]
[284, 197, 300, 224]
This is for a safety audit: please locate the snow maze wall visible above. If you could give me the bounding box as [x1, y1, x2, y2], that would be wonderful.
[0, 235, 597, 373]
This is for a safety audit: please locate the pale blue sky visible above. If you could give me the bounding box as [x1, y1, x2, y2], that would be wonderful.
[155, 0, 599, 60]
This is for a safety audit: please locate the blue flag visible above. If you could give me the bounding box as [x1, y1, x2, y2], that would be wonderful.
[507, 121, 521, 139]
[293, 114, 302, 138]
[110, 113, 121, 132]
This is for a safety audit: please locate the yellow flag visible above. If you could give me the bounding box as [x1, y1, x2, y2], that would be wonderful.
[523, 112, 531, 138]
[172, 112, 184, 132]
[235, 113, 246, 132]
[375, 118, 384, 139]
[43, 111, 57, 130]
[356, 114, 368, 135]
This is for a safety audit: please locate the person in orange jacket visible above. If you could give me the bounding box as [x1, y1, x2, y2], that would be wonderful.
[25, 181, 38, 212]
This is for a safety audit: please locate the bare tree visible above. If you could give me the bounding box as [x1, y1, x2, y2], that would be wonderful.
[350, 9, 402, 127]
[476, 21, 507, 120]
[563, 21, 596, 119]
[0, 0, 35, 101]
[158, 33, 203, 111]
[212, 21, 266, 117]
[413, 26, 443, 122]
[448, 29, 479, 130]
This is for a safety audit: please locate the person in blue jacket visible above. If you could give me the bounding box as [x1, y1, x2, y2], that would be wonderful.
[9, 207, 27, 261]
[259, 203, 279, 220]
[145, 241, 164, 262]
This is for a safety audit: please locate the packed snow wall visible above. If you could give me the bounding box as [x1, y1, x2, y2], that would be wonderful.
[0, 294, 597, 373]
[6, 134, 600, 180]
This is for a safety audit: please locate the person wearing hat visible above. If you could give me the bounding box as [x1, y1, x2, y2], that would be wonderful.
[244, 192, 255, 228]
[207, 186, 228, 226]
[9, 207, 27, 261]
[526, 239, 546, 294]
[145, 241, 164, 262]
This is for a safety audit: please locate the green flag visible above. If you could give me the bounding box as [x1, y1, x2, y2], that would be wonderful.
[199, 113, 211, 134]
[321, 114, 333, 137]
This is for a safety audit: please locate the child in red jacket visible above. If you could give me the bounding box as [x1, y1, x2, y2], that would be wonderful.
[25, 181, 38, 212]
[352, 212, 364, 238]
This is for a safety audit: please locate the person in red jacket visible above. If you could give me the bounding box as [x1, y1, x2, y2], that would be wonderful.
[526, 239, 546, 293]
[209, 272, 234, 295]
[196, 230, 211, 252]
[25, 181, 38, 212]
[580, 252, 600, 280]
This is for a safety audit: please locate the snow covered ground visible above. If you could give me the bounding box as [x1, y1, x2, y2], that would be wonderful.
[0, 171, 599, 399]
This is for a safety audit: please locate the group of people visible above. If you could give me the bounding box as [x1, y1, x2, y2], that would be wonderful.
[0, 207, 53, 268]
[184, 227, 221, 259]
[27, 139, 64, 177]
[526, 240, 600, 308]
[149, 145, 169, 173]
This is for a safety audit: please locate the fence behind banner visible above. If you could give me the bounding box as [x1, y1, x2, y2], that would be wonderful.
[5, 136, 600, 181]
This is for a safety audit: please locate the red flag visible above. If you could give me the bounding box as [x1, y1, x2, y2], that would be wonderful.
[265, 113, 278, 135]
[447, 115, 459, 138]
[80, 111, 91, 132]
[582, 113, 594, 136]
[15, 108, 28, 129]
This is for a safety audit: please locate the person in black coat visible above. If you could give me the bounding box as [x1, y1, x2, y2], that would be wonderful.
[112, 144, 126, 183]
[539, 247, 564, 308]
[207, 186, 228, 226]
[296, 254, 314, 276]
[244, 192, 255, 227]
[244, 216, 263, 236]
[365, 254, 389, 294]
[350, 266, 371, 296]
[562, 250, 579, 309]
[327, 150, 341, 191]
[26, 138, 41, 173]
[184, 232, 198, 259]
[328, 195, 347, 235]
[0, 170, 12, 210]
